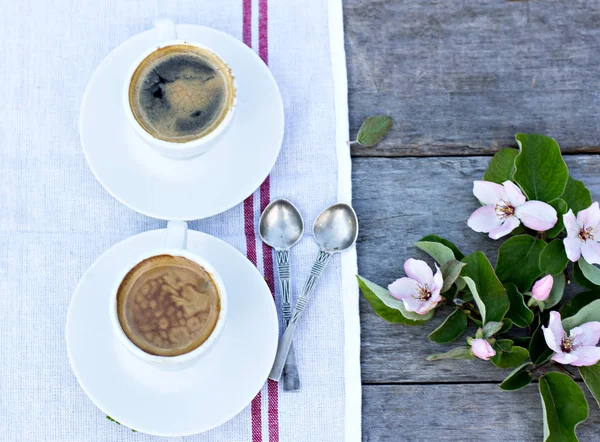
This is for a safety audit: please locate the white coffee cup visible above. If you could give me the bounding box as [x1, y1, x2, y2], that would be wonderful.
[123, 19, 237, 159]
[109, 221, 228, 368]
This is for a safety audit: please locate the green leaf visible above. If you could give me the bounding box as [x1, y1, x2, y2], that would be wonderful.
[499, 318, 513, 334]
[562, 299, 600, 331]
[505, 283, 534, 327]
[539, 372, 588, 442]
[440, 260, 466, 293]
[495, 339, 514, 352]
[357, 276, 433, 325]
[500, 363, 533, 391]
[425, 347, 474, 361]
[514, 133, 569, 203]
[530, 319, 554, 365]
[496, 235, 547, 292]
[418, 235, 464, 260]
[356, 116, 392, 147]
[415, 241, 455, 266]
[579, 362, 600, 409]
[106, 416, 136, 432]
[544, 273, 566, 309]
[482, 321, 503, 338]
[461, 252, 508, 324]
[561, 290, 600, 319]
[428, 308, 467, 343]
[483, 148, 518, 184]
[539, 239, 569, 275]
[490, 344, 529, 368]
[546, 199, 568, 238]
[574, 260, 599, 289]
[562, 176, 593, 215]
[577, 258, 600, 286]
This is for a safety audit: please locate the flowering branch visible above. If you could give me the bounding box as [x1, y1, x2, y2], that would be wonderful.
[358, 133, 600, 441]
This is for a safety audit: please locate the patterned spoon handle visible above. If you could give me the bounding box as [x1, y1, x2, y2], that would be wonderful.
[276, 250, 300, 391]
[269, 250, 332, 382]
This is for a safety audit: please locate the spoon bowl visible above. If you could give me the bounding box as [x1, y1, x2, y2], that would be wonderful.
[313, 203, 359, 252]
[259, 199, 304, 251]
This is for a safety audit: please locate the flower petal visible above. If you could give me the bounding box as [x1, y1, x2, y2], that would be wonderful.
[402, 295, 423, 313]
[388, 277, 418, 301]
[543, 325, 561, 353]
[488, 216, 520, 240]
[532, 275, 553, 301]
[473, 181, 506, 205]
[563, 210, 580, 238]
[514, 201, 558, 231]
[502, 181, 526, 207]
[564, 237, 582, 262]
[569, 346, 600, 367]
[581, 241, 600, 265]
[542, 311, 565, 353]
[552, 352, 579, 365]
[403, 259, 433, 285]
[414, 298, 441, 315]
[571, 322, 600, 347]
[471, 338, 496, 360]
[432, 265, 443, 293]
[468, 206, 502, 233]
[577, 202, 600, 230]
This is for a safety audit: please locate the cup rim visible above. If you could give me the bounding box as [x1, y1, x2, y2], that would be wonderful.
[108, 248, 228, 366]
[122, 39, 238, 152]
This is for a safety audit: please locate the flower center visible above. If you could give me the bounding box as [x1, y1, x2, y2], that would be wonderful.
[561, 336, 575, 353]
[495, 200, 515, 220]
[415, 284, 432, 301]
[578, 225, 595, 242]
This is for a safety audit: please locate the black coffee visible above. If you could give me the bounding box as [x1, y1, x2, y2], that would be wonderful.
[129, 45, 234, 143]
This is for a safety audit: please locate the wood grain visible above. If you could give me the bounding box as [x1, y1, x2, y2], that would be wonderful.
[355, 155, 600, 383]
[344, 0, 600, 157]
[363, 383, 600, 441]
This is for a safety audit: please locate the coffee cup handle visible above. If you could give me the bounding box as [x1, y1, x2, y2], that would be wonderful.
[155, 18, 178, 41]
[166, 221, 188, 249]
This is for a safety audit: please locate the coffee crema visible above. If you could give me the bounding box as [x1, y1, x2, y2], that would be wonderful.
[128, 44, 235, 143]
[116, 255, 221, 357]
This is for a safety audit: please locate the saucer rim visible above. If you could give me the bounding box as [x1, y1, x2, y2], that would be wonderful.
[79, 24, 284, 221]
[65, 228, 278, 436]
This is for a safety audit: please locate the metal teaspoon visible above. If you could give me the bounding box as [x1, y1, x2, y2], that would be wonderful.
[259, 199, 304, 390]
[268, 203, 359, 382]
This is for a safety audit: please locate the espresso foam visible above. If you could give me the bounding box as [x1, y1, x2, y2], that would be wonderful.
[116, 255, 220, 357]
[129, 45, 234, 143]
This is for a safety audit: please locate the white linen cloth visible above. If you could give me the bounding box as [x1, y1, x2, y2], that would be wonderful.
[0, 0, 360, 441]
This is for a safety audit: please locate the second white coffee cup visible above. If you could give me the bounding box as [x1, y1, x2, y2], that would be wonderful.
[109, 221, 228, 368]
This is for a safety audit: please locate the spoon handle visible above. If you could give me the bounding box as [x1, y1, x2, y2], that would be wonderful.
[269, 250, 332, 382]
[275, 250, 300, 391]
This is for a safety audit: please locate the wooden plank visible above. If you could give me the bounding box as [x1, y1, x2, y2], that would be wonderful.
[344, 0, 600, 157]
[363, 383, 600, 441]
[355, 155, 600, 383]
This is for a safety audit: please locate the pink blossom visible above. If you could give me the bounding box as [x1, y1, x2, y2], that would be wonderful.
[468, 180, 557, 240]
[542, 311, 600, 367]
[471, 338, 496, 360]
[563, 202, 600, 264]
[388, 259, 443, 315]
[531, 275, 554, 302]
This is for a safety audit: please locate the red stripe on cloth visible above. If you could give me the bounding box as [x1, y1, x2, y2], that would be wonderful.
[258, 0, 269, 64]
[244, 194, 262, 442]
[242, 1, 262, 441]
[243, 0, 252, 49]
[257, 0, 278, 440]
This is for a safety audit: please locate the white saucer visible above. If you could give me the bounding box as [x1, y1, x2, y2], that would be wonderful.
[66, 229, 278, 436]
[80, 25, 284, 220]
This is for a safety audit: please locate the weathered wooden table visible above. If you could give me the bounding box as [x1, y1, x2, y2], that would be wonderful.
[345, 1, 600, 440]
